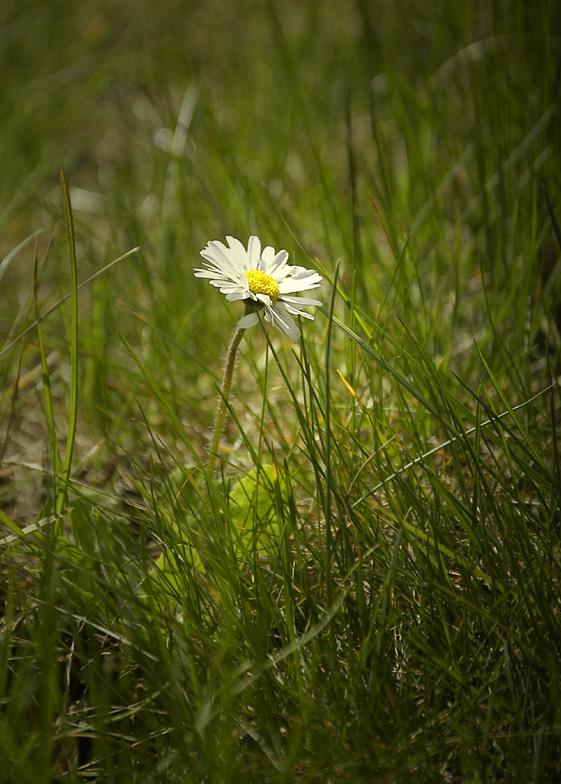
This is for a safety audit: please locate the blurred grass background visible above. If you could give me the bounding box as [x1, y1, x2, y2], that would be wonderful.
[1, 0, 561, 781]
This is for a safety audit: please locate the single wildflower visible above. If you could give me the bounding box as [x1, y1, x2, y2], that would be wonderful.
[195, 235, 322, 473]
[194, 235, 322, 342]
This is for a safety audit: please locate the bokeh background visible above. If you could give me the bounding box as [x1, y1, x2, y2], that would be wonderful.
[1, 3, 561, 779]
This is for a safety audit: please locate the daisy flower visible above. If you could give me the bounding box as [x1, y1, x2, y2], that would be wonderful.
[194, 235, 322, 342]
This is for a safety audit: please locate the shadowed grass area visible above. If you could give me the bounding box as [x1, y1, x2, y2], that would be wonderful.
[1, 0, 561, 781]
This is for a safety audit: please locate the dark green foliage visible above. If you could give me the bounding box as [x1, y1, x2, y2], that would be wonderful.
[1, 0, 560, 781]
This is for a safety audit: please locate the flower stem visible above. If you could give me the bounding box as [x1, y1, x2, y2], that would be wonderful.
[207, 326, 246, 475]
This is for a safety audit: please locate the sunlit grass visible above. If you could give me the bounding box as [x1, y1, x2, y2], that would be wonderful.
[1, 0, 561, 781]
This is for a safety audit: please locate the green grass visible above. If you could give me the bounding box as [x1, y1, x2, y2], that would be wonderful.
[1, 0, 561, 781]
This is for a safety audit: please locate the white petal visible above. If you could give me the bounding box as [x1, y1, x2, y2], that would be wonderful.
[268, 303, 301, 342]
[278, 272, 322, 294]
[278, 294, 322, 307]
[237, 311, 260, 329]
[247, 236, 262, 269]
[225, 236, 249, 266]
[268, 249, 289, 275]
[282, 303, 314, 319]
[193, 268, 222, 278]
[200, 240, 239, 276]
[261, 246, 276, 266]
[201, 239, 228, 260]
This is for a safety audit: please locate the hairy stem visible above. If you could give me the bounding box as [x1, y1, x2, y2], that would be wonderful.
[207, 326, 246, 475]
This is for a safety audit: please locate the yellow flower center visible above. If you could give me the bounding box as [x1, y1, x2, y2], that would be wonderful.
[245, 270, 279, 302]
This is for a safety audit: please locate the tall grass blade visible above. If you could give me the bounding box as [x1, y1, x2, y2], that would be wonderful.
[55, 172, 79, 526]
